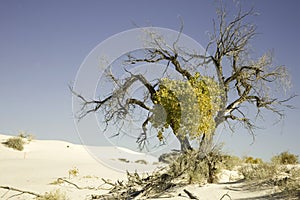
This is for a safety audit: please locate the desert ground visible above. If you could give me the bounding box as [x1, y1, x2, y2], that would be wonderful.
[0, 134, 296, 199]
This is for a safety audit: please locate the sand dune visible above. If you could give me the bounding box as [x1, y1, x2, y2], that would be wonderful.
[0, 134, 282, 199]
[0, 134, 127, 199]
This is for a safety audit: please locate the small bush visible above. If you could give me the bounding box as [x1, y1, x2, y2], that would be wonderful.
[280, 167, 300, 197]
[2, 137, 25, 151]
[68, 167, 79, 178]
[18, 131, 35, 142]
[271, 151, 299, 165]
[36, 189, 68, 200]
[169, 150, 208, 184]
[243, 156, 263, 164]
[239, 162, 278, 180]
[220, 155, 241, 170]
[118, 158, 130, 163]
[169, 148, 224, 184]
[50, 179, 64, 185]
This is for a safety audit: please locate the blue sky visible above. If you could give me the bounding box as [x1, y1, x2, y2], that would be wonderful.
[1, 0, 299, 160]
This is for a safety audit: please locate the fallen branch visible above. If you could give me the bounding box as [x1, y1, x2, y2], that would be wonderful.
[57, 178, 82, 190]
[56, 178, 97, 190]
[183, 189, 199, 200]
[0, 186, 42, 198]
[219, 192, 232, 200]
[101, 178, 116, 187]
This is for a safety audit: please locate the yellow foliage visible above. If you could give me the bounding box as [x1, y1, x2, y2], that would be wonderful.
[151, 73, 224, 140]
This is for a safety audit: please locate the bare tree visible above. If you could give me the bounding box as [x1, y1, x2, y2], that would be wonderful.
[72, 4, 294, 153]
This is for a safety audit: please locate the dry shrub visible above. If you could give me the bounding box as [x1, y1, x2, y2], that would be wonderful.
[97, 148, 225, 199]
[2, 136, 25, 151]
[279, 167, 300, 198]
[168, 147, 225, 184]
[169, 150, 208, 184]
[17, 131, 35, 142]
[239, 162, 278, 180]
[243, 156, 263, 164]
[36, 189, 68, 200]
[220, 155, 241, 170]
[271, 151, 299, 165]
[68, 167, 79, 178]
[239, 162, 300, 199]
[2, 131, 34, 151]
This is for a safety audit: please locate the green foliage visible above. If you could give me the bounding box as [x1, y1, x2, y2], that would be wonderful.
[243, 156, 263, 164]
[151, 73, 224, 141]
[2, 136, 25, 151]
[271, 151, 299, 165]
[36, 189, 68, 200]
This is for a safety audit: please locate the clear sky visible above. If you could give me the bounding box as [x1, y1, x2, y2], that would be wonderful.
[1, 0, 299, 161]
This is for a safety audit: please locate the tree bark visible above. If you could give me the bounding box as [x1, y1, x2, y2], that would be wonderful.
[177, 135, 192, 152]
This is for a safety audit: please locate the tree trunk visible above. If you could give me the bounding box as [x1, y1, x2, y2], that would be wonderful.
[207, 160, 217, 183]
[177, 135, 192, 152]
[198, 134, 214, 154]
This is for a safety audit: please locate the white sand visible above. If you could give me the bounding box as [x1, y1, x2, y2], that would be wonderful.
[0, 134, 277, 199]
[0, 134, 128, 199]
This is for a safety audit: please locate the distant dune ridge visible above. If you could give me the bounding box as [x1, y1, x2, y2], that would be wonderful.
[0, 133, 297, 199]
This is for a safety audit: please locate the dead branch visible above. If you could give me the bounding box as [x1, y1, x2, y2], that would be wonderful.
[101, 178, 116, 187]
[219, 192, 232, 200]
[0, 185, 42, 198]
[54, 178, 99, 190]
[57, 178, 82, 190]
[183, 189, 199, 199]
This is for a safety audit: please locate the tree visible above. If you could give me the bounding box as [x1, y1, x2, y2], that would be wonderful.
[72, 4, 293, 153]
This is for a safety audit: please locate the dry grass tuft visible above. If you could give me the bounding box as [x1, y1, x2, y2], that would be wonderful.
[36, 189, 68, 200]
